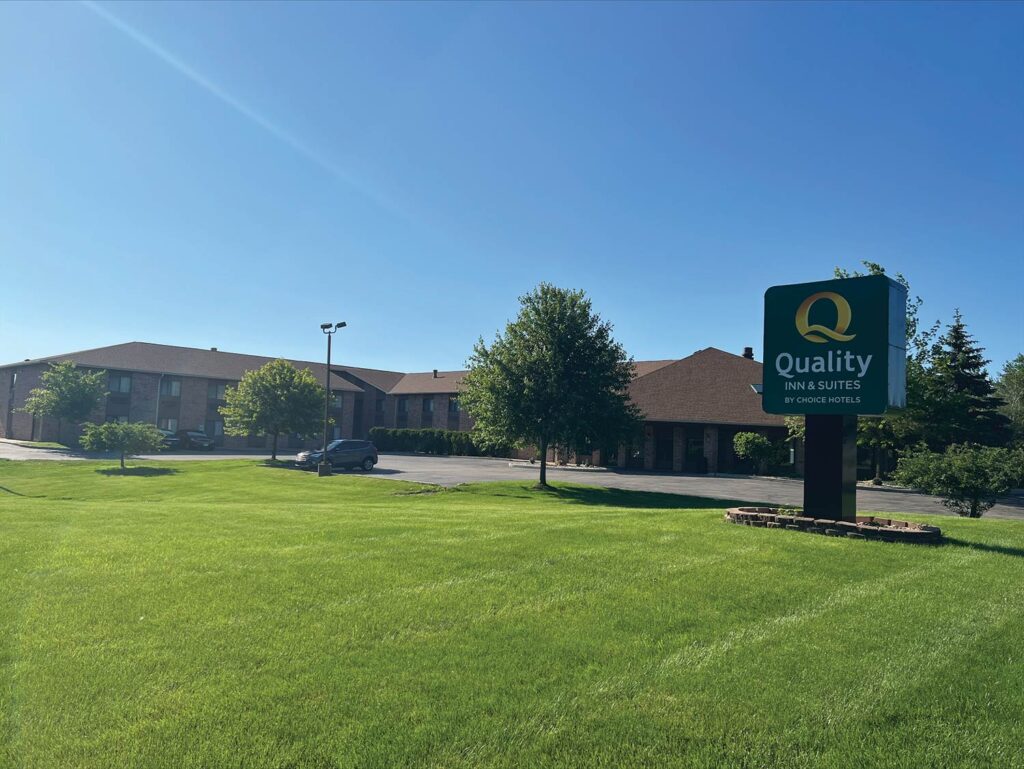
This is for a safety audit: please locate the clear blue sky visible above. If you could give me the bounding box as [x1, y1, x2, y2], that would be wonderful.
[2, 1, 1021, 373]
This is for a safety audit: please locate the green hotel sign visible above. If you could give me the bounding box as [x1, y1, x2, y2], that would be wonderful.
[763, 275, 907, 415]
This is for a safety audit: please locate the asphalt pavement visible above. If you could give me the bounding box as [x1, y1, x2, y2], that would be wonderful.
[1, 439, 1021, 519]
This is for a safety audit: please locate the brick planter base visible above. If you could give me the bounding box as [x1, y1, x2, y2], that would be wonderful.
[724, 507, 941, 544]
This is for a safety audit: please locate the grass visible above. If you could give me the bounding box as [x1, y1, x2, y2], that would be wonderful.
[0, 439, 71, 450]
[1, 460, 1023, 768]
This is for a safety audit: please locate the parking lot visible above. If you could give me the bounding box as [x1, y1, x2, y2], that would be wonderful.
[1, 439, 1021, 519]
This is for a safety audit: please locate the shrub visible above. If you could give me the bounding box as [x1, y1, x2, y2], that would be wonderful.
[80, 421, 166, 470]
[733, 432, 786, 475]
[369, 428, 390, 450]
[894, 443, 1021, 518]
[367, 428, 505, 457]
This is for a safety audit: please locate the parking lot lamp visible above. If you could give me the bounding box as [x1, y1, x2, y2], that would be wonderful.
[319, 321, 346, 477]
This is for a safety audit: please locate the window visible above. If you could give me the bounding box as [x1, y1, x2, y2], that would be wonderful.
[208, 382, 227, 400]
[397, 397, 408, 414]
[422, 397, 434, 414]
[331, 392, 343, 408]
[159, 417, 178, 432]
[448, 398, 460, 415]
[204, 419, 224, 437]
[375, 397, 385, 414]
[106, 414, 128, 424]
[160, 378, 181, 397]
[108, 374, 132, 394]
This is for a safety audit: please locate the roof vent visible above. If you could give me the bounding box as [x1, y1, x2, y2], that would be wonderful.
[742, 347, 754, 360]
[210, 347, 218, 352]
[432, 369, 438, 378]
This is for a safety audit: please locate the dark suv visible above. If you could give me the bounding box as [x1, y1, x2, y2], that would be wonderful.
[295, 440, 378, 471]
[177, 430, 216, 450]
[157, 429, 181, 450]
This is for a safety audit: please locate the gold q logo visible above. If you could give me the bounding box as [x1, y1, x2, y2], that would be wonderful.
[795, 292, 856, 344]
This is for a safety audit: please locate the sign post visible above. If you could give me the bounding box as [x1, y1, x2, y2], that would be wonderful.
[763, 275, 907, 520]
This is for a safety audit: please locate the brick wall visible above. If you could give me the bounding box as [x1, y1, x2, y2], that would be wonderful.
[436, 394, 451, 430]
[375, 392, 475, 433]
[405, 396, 422, 430]
[356, 394, 376, 438]
[130, 373, 160, 425]
[340, 393, 356, 439]
[454, 397, 474, 431]
[178, 376, 210, 433]
[378, 394, 396, 431]
[0, 368, 14, 439]
[7, 365, 44, 440]
[643, 424, 655, 470]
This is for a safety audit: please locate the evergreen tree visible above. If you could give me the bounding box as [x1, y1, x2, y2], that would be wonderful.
[832, 262, 938, 474]
[927, 310, 1009, 447]
[995, 354, 1024, 445]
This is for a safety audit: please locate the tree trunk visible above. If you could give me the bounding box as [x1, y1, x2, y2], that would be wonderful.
[271, 431, 279, 461]
[872, 447, 882, 484]
[538, 437, 548, 486]
[120, 450, 126, 470]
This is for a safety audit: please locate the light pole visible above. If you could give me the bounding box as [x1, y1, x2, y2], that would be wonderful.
[319, 321, 346, 477]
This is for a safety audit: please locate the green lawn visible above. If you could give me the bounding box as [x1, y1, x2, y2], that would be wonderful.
[0, 440, 71, 450]
[1, 460, 1023, 769]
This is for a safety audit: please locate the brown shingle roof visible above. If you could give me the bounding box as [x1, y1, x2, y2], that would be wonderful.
[332, 365, 406, 393]
[2, 342, 365, 392]
[632, 359, 676, 378]
[627, 347, 783, 427]
[387, 358, 714, 395]
[389, 370, 468, 395]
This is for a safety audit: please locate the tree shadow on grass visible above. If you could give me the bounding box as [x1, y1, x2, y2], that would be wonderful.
[534, 484, 766, 511]
[96, 467, 180, 477]
[942, 537, 1024, 560]
[262, 460, 306, 472]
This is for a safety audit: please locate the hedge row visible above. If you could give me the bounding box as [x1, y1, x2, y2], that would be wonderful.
[368, 427, 510, 457]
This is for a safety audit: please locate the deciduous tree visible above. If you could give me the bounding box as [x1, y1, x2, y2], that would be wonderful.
[21, 361, 107, 442]
[894, 443, 1021, 518]
[219, 359, 324, 460]
[461, 284, 641, 487]
[80, 421, 165, 470]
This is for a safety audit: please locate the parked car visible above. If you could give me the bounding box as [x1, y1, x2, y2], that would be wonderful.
[295, 439, 378, 471]
[177, 430, 216, 450]
[157, 429, 180, 450]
